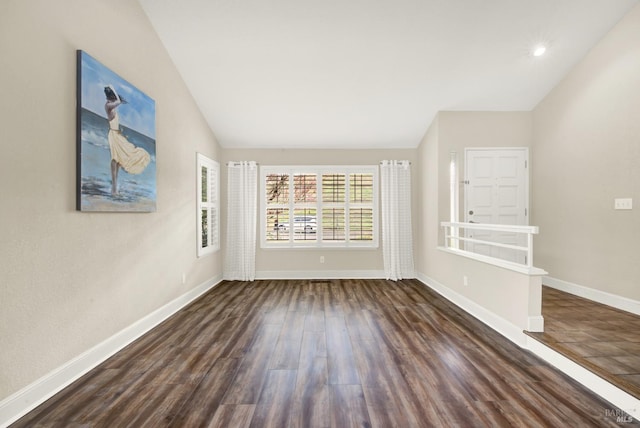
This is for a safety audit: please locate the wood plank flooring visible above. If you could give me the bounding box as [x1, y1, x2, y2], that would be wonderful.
[527, 286, 640, 401]
[11, 279, 636, 427]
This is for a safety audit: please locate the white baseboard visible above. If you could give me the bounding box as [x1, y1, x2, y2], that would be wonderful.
[526, 337, 640, 422]
[544, 276, 640, 317]
[0, 275, 223, 428]
[255, 270, 387, 280]
[416, 273, 527, 347]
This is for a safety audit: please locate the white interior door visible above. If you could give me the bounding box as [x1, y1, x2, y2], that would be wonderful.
[464, 148, 528, 263]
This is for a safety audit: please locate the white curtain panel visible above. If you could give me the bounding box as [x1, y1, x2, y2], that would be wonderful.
[224, 161, 257, 281]
[380, 160, 415, 281]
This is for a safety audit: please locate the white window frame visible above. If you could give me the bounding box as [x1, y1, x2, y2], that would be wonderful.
[197, 153, 220, 256]
[260, 165, 379, 249]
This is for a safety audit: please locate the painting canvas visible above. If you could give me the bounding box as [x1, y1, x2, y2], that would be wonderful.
[76, 50, 156, 212]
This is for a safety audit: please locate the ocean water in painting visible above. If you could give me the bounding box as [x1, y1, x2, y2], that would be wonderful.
[80, 108, 156, 211]
[78, 50, 156, 212]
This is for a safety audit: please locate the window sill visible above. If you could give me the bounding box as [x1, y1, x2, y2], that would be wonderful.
[261, 243, 379, 250]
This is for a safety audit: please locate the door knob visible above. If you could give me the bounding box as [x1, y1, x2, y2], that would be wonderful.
[468, 210, 474, 215]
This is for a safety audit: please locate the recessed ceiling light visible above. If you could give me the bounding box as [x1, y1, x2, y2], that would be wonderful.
[533, 45, 546, 57]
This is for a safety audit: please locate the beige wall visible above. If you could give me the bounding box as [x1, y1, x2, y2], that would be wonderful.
[416, 112, 539, 334]
[221, 148, 418, 276]
[438, 112, 533, 238]
[416, 116, 440, 276]
[0, 0, 222, 401]
[532, 4, 640, 300]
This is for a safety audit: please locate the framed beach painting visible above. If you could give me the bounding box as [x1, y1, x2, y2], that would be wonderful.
[76, 50, 156, 212]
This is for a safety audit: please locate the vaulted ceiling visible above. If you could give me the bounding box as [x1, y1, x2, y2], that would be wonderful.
[139, 0, 637, 149]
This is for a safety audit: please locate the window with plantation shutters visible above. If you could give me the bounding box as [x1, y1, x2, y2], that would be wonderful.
[197, 153, 220, 256]
[261, 166, 378, 248]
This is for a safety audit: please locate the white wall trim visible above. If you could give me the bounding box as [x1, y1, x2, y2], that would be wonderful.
[527, 315, 545, 332]
[544, 276, 640, 317]
[0, 275, 223, 428]
[526, 337, 640, 422]
[416, 273, 527, 347]
[255, 270, 388, 280]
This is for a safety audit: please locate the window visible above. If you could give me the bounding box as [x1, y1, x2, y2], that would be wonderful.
[261, 166, 378, 248]
[449, 151, 459, 248]
[197, 153, 220, 256]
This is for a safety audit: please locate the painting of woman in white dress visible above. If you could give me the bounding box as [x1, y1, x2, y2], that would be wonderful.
[77, 50, 156, 212]
[104, 85, 150, 196]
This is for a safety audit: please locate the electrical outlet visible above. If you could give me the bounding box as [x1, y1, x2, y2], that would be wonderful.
[614, 198, 633, 210]
[182, 273, 186, 284]
[320, 256, 325, 264]
[463, 275, 468, 286]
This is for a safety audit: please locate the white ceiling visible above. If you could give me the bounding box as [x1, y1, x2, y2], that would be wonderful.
[139, 0, 637, 149]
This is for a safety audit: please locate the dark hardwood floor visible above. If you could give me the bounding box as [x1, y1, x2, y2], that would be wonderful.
[528, 286, 640, 400]
[11, 279, 636, 427]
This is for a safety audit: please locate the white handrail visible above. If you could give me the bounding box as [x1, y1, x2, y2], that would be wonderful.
[445, 235, 529, 252]
[441, 221, 539, 268]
